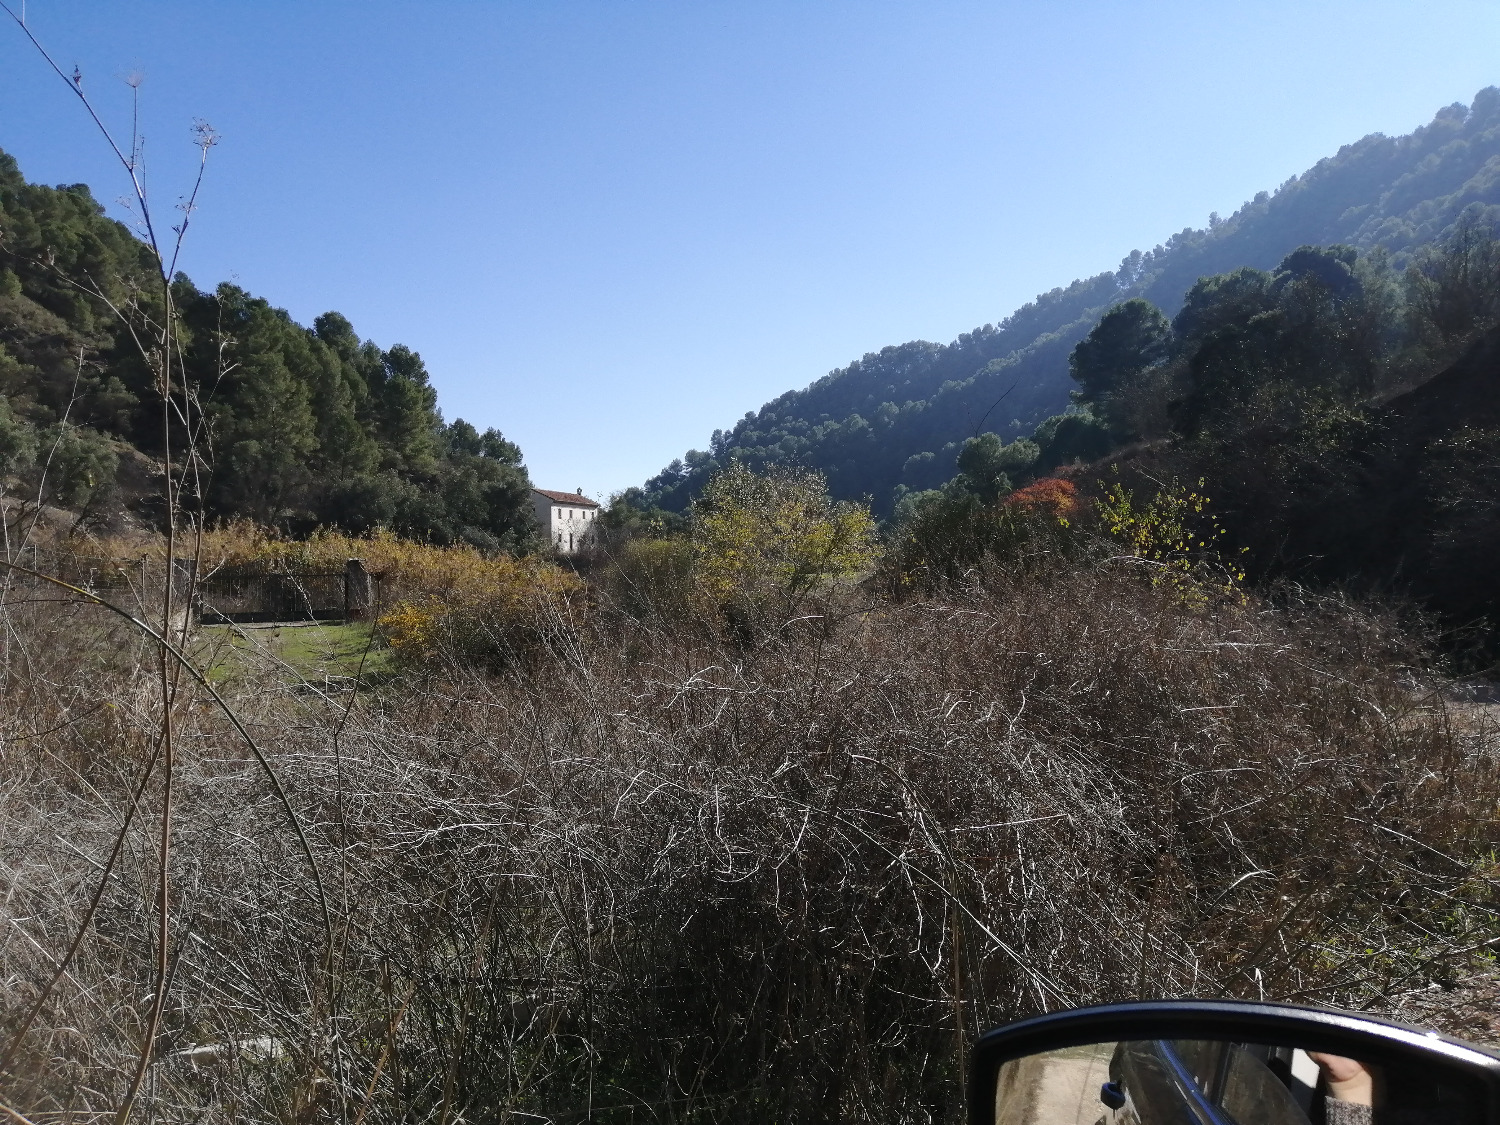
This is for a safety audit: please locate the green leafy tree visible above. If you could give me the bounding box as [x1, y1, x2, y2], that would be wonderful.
[33, 421, 117, 510]
[690, 463, 879, 632]
[306, 333, 378, 479]
[1030, 409, 1113, 471]
[1170, 245, 1386, 439]
[1406, 213, 1500, 360]
[374, 344, 440, 473]
[1068, 298, 1173, 409]
[955, 433, 1040, 502]
[599, 487, 689, 543]
[0, 391, 35, 476]
[199, 285, 320, 521]
[431, 420, 540, 551]
[1172, 267, 1275, 351]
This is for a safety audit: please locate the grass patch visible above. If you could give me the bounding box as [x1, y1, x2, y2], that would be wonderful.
[199, 621, 394, 686]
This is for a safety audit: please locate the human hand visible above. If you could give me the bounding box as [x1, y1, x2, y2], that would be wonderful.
[1308, 1052, 1375, 1106]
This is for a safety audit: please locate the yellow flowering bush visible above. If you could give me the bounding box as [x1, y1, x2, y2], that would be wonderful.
[377, 599, 445, 656]
[376, 554, 584, 667]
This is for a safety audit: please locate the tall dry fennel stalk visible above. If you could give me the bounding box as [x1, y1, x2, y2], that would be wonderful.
[0, 13, 335, 1124]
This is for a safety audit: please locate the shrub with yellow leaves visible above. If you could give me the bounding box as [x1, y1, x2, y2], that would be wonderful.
[1096, 471, 1244, 605]
[375, 552, 584, 669]
[688, 463, 880, 634]
[185, 520, 585, 667]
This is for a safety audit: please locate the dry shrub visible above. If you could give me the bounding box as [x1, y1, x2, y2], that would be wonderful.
[600, 535, 698, 623]
[0, 557, 1497, 1124]
[378, 556, 585, 669]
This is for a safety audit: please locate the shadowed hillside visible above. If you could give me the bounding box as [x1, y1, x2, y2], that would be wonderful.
[639, 87, 1500, 517]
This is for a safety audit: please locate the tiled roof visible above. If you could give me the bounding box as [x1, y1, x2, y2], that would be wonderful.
[533, 488, 600, 508]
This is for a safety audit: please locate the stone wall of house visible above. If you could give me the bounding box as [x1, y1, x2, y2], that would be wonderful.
[533, 492, 599, 554]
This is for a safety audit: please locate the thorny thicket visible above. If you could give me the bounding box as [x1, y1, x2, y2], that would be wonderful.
[2, 558, 1497, 1124]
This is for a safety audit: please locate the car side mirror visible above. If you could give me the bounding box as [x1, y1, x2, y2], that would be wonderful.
[970, 999, 1500, 1125]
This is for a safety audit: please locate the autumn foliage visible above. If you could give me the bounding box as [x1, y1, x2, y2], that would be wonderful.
[1002, 476, 1080, 518]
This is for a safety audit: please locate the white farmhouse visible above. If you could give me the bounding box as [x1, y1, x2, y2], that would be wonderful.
[532, 488, 601, 554]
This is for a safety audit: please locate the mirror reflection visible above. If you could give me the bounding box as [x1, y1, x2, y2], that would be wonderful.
[994, 1038, 1481, 1124]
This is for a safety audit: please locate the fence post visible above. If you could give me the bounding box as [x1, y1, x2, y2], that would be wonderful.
[345, 558, 374, 622]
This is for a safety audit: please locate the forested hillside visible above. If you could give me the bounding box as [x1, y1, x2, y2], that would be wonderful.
[639, 87, 1500, 516]
[867, 223, 1500, 664]
[0, 148, 537, 549]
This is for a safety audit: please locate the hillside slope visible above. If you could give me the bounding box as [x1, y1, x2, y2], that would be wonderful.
[0, 149, 537, 548]
[640, 87, 1500, 516]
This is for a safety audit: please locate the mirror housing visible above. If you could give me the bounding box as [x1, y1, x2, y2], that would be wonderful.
[970, 999, 1500, 1125]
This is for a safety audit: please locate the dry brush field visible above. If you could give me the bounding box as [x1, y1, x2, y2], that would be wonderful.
[1, 555, 1498, 1124]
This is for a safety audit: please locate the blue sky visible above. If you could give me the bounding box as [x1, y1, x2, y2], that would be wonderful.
[3, 1, 1499, 498]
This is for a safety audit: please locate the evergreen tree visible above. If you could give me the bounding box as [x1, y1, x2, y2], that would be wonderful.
[0, 148, 538, 548]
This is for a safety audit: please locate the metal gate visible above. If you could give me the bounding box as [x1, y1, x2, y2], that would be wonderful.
[197, 560, 380, 625]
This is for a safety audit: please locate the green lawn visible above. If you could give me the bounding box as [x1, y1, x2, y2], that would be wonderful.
[198, 621, 396, 687]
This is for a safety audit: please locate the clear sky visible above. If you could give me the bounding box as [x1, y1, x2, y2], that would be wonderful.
[3, 1, 1499, 499]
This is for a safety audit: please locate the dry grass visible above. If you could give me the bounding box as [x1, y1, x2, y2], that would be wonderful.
[0, 554, 1497, 1124]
